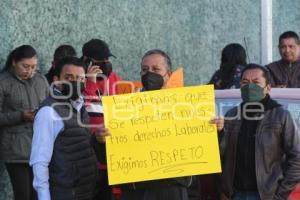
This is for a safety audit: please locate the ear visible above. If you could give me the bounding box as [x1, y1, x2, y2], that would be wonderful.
[266, 83, 272, 93]
[12, 59, 16, 67]
[164, 70, 172, 80]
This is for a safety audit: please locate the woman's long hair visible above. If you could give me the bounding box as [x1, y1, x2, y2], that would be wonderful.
[2, 45, 36, 72]
[219, 43, 246, 89]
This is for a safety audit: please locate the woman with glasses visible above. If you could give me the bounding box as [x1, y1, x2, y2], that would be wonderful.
[0, 45, 49, 200]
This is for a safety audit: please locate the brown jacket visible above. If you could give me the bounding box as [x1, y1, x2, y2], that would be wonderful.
[266, 59, 300, 88]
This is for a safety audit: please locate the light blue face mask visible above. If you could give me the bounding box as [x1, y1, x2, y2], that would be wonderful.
[241, 83, 265, 102]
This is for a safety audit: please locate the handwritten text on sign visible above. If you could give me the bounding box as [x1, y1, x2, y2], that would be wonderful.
[102, 85, 221, 185]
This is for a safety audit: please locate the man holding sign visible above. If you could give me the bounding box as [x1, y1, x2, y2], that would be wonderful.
[125, 49, 193, 200]
[98, 49, 204, 200]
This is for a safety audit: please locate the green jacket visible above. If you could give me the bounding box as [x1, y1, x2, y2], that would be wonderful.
[0, 70, 49, 163]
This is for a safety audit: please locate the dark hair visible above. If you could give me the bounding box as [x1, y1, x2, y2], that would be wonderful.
[221, 43, 247, 65]
[3, 45, 36, 71]
[46, 45, 77, 84]
[82, 39, 115, 60]
[217, 43, 247, 88]
[241, 63, 271, 85]
[53, 45, 77, 64]
[141, 49, 172, 70]
[54, 56, 86, 77]
[279, 31, 300, 45]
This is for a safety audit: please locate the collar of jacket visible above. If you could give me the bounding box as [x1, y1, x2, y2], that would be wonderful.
[7, 68, 33, 83]
[280, 58, 300, 66]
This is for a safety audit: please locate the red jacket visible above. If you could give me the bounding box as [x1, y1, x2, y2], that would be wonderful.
[84, 71, 122, 169]
[289, 183, 300, 199]
[84, 71, 122, 131]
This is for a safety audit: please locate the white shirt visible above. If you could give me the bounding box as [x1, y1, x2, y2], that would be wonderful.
[30, 97, 84, 200]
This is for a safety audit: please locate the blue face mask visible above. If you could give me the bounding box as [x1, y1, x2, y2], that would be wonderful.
[241, 83, 265, 102]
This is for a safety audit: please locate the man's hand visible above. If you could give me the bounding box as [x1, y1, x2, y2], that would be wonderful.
[86, 64, 103, 83]
[210, 116, 224, 132]
[220, 193, 230, 200]
[22, 110, 36, 122]
[95, 127, 111, 143]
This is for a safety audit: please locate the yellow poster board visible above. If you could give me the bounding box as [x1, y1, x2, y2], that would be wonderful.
[102, 85, 221, 185]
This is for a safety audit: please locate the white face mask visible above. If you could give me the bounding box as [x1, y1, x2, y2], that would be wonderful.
[70, 95, 84, 112]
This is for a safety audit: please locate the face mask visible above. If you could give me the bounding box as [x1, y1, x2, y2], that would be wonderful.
[61, 81, 85, 100]
[141, 71, 164, 91]
[98, 62, 112, 79]
[241, 83, 265, 102]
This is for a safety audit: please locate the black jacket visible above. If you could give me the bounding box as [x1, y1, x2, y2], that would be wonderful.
[43, 97, 98, 200]
[220, 101, 300, 200]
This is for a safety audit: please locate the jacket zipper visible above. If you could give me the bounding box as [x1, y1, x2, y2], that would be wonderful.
[255, 118, 264, 198]
[24, 81, 34, 109]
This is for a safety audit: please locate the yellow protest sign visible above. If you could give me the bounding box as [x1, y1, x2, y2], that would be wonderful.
[102, 85, 221, 185]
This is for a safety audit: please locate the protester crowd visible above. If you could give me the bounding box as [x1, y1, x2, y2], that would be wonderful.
[0, 30, 300, 200]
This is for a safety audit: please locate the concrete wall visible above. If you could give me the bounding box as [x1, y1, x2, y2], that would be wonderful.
[0, 0, 261, 86]
[0, 0, 299, 199]
[272, 0, 300, 61]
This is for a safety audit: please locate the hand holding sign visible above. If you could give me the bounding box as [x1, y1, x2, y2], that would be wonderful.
[95, 126, 111, 143]
[210, 116, 224, 132]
